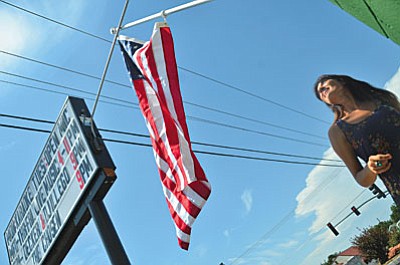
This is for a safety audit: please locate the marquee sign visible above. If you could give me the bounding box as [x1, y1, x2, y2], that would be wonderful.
[4, 97, 116, 265]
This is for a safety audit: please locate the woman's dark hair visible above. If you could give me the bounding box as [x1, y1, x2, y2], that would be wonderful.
[314, 74, 400, 121]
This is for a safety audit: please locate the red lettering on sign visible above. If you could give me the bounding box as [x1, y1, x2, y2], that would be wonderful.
[70, 153, 78, 170]
[63, 138, 71, 153]
[76, 171, 84, 189]
[40, 213, 46, 230]
[57, 150, 64, 165]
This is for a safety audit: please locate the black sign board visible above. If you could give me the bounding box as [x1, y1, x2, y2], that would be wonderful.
[4, 97, 116, 265]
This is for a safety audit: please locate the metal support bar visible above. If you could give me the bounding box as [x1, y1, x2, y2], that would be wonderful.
[90, 0, 130, 152]
[91, 0, 130, 119]
[110, 0, 213, 34]
[331, 190, 389, 228]
[88, 200, 131, 265]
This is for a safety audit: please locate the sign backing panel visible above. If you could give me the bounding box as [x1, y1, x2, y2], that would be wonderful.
[4, 97, 116, 265]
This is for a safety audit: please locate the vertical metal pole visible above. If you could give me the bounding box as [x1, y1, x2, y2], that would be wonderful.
[88, 200, 131, 265]
[90, 0, 129, 151]
[91, 0, 130, 118]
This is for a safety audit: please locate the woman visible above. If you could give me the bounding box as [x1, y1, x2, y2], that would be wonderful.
[314, 74, 400, 206]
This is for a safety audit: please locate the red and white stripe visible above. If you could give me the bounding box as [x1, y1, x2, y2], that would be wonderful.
[121, 22, 211, 250]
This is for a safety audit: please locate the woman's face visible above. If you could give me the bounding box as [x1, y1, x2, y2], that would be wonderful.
[316, 79, 346, 105]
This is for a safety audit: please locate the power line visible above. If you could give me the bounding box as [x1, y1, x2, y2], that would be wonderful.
[0, 123, 51, 134]
[185, 101, 325, 139]
[0, 79, 134, 109]
[227, 167, 345, 265]
[0, 75, 329, 148]
[2, 109, 341, 265]
[0, 50, 128, 88]
[228, 209, 295, 265]
[0, 1, 329, 125]
[0, 51, 327, 140]
[0, 113, 343, 163]
[180, 66, 330, 125]
[277, 190, 387, 264]
[0, 2, 355, 263]
[190, 116, 328, 147]
[0, 71, 134, 106]
[0, 0, 111, 43]
[0, 122, 343, 167]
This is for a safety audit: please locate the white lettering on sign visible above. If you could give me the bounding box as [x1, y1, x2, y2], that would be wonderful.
[4, 99, 98, 265]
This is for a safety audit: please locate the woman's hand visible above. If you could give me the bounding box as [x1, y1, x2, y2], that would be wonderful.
[367, 153, 392, 175]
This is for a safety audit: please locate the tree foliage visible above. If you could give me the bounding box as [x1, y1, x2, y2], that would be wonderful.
[388, 204, 400, 247]
[320, 252, 338, 265]
[389, 229, 400, 248]
[322, 204, 400, 264]
[351, 223, 390, 263]
[390, 203, 400, 223]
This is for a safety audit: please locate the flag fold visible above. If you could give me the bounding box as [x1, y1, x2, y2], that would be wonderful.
[118, 22, 211, 250]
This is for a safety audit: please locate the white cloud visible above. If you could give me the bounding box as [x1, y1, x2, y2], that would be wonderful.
[223, 229, 230, 238]
[258, 260, 273, 265]
[0, 141, 16, 151]
[62, 243, 108, 265]
[241, 189, 253, 214]
[0, 1, 92, 99]
[259, 248, 282, 257]
[293, 144, 394, 264]
[193, 244, 209, 258]
[295, 148, 364, 233]
[0, 1, 89, 69]
[385, 67, 400, 95]
[0, 10, 35, 67]
[277, 239, 299, 249]
[38, 1, 89, 43]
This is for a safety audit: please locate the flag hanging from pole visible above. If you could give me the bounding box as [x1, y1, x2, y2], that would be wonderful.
[118, 22, 211, 250]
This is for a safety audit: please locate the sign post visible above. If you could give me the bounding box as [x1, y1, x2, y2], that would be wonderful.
[88, 200, 130, 265]
[4, 97, 130, 265]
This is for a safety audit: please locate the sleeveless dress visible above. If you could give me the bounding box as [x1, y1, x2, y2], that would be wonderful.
[336, 105, 400, 206]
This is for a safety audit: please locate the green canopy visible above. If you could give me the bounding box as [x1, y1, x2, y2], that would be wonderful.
[329, 0, 400, 45]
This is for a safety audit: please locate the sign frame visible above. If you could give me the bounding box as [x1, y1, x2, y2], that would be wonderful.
[4, 97, 117, 265]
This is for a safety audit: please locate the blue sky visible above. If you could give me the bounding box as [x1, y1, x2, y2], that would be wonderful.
[1, 1, 400, 265]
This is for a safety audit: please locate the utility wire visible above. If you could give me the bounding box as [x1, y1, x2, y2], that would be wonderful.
[101, 127, 337, 161]
[228, 209, 295, 265]
[0, 51, 326, 140]
[0, 75, 329, 148]
[180, 66, 330, 125]
[190, 116, 328, 147]
[227, 167, 348, 265]
[0, 113, 342, 163]
[183, 101, 325, 139]
[0, 122, 343, 167]
[0, 0, 111, 43]
[0, 1, 329, 125]
[0, 50, 127, 88]
[0, 71, 134, 106]
[0, 123, 51, 134]
[277, 190, 387, 265]
[0, 2, 349, 262]
[0, 80, 134, 109]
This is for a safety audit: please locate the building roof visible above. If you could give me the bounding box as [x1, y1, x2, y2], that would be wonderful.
[329, 0, 400, 45]
[338, 246, 364, 257]
[388, 243, 400, 259]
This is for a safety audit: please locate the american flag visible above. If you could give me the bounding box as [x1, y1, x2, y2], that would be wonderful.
[118, 22, 211, 250]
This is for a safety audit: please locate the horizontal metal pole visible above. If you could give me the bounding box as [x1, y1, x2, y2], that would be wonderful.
[110, 0, 213, 34]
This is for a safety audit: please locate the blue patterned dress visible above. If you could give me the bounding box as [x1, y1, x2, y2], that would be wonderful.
[337, 105, 400, 206]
